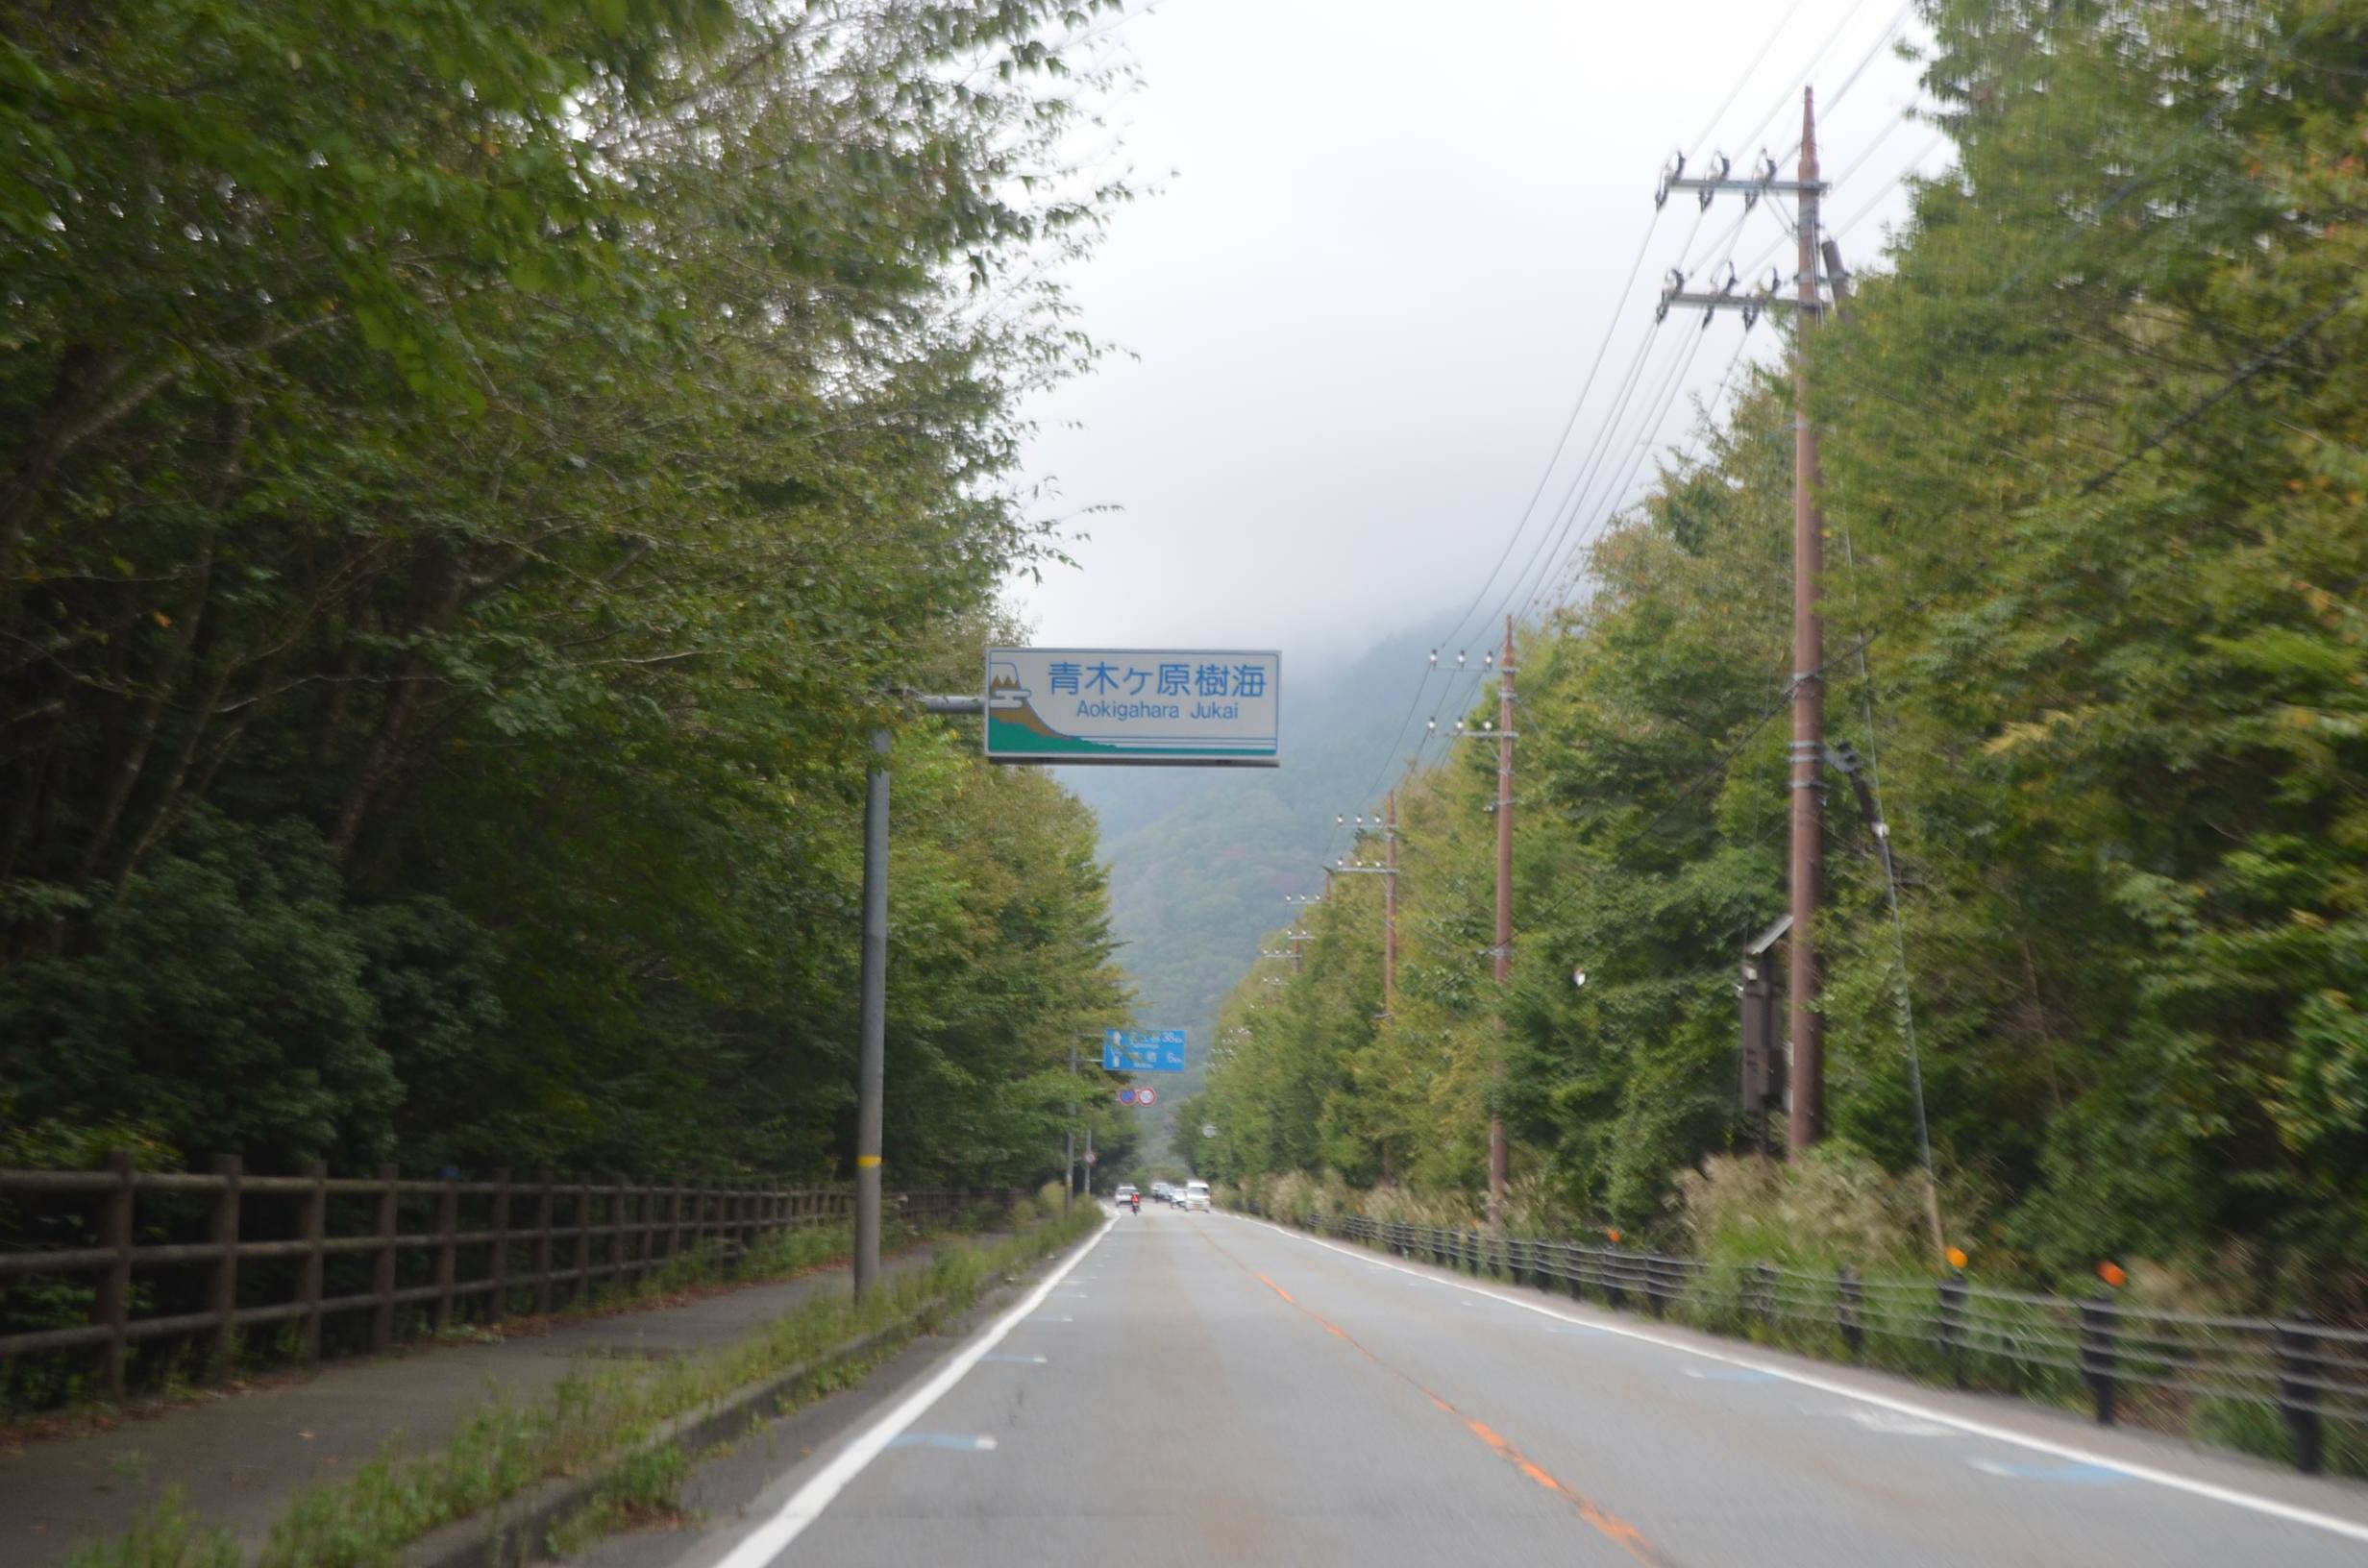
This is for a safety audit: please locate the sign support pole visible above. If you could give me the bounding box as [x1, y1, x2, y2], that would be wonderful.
[1065, 1036, 1077, 1218]
[852, 695, 982, 1303]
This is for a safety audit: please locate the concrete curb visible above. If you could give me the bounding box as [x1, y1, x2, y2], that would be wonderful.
[406, 1314, 921, 1568]
[403, 1224, 1092, 1568]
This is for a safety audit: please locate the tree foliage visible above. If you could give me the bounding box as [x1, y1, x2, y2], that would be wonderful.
[0, 0, 1134, 1184]
[1201, 0, 2368, 1300]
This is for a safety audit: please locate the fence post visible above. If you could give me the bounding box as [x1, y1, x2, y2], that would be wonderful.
[1838, 1267, 1863, 1360]
[432, 1173, 458, 1334]
[95, 1149, 136, 1401]
[2078, 1295, 2117, 1427]
[208, 1154, 242, 1379]
[488, 1167, 511, 1323]
[1936, 1271, 1967, 1388]
[668, 1184, 684, 1262]
[2276, 1315, 2325, 1475]
[299, 1160, 328, 1363]
[608, 1177, 627, 1287]
[532, 1174, 555, 1314]
[575, 1177, 593, 1305]
[372, 1164, 398, 1352]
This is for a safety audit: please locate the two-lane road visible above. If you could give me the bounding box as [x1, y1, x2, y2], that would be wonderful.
[670, 1207, 2368, 1567]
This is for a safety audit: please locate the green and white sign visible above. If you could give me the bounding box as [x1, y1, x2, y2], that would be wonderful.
[984, 648, 1280, 767]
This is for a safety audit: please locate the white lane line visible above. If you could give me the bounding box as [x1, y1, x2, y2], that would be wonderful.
[1225, 1214, 2368, 1547]
[709, 1217, 1115, 1568]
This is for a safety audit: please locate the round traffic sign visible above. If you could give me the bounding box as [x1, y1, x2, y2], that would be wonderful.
[1083, 1149, 1098, 1164]
[1202, 1123, 1219, 1139]
[1137, 1088, 1157, 1107]
[1118, 1088, 1138, 1105]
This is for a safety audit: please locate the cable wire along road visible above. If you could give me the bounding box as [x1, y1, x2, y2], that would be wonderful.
[664, 1208, 2368, 1568]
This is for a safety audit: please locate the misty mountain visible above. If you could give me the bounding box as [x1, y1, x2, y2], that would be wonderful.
[1055, 612, 1473, 1147]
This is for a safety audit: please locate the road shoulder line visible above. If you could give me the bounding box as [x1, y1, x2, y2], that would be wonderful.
[1231, 1213, 2368, 1547]
[703, 1213, 1117, 1567]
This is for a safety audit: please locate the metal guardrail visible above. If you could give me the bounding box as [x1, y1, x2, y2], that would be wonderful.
[1240, 1204, 2368, 1475]
[0, 1154, 1023, 1400]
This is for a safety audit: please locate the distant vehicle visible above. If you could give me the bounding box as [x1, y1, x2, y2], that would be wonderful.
[1179, 1181, 1210, 1212]
[1115, 1184, 1138, 1210]
[1152, 1183, 1173, 1203]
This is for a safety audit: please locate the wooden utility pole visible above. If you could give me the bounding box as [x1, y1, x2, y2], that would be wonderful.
[1489, 617, 1516, 1224]
[1655, 88, 1833, 1156]
[1785, 90, 1827, 1153]
[1384, 790, 1399, 1013]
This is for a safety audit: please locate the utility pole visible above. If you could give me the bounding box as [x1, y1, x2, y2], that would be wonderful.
[1656, 89, 1833, 1156]
[1385, 791, 1398, 1012]
[1065, 1035, 1077, 1218]
[1787, 91, 1828, 1153]
[853, 728, 890, 1299]
[1490, 616, 1516, 1223]
[1330, 798, 1396, 1012]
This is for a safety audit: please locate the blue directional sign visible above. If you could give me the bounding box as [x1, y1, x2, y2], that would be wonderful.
[1102, 1028, 1187, 1074]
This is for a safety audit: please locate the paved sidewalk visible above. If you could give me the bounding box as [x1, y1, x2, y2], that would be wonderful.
[0, 1237, 973, 1566]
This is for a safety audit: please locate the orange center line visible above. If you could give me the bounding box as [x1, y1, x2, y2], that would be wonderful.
[1198, 1225, 1673, 1568]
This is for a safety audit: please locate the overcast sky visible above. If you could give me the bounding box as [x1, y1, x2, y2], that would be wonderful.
[1008, 0, 1942, 683]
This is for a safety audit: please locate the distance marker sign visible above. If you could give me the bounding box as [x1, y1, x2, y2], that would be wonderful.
[985, 649, 1279, 767]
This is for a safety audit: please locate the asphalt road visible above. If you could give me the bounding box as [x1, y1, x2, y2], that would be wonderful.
[660, 1206, 2368, 1568]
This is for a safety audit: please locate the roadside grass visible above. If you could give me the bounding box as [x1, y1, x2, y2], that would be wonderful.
[68, 1205, 1098, 1568]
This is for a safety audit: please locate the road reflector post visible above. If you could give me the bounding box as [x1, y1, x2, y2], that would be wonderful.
[1937, 1272, 1968, 1388]
[2276, 1316, 2324, 1474]
[1838, 1267, 1864, 1360]
[2079, 1294, 2118, 1427]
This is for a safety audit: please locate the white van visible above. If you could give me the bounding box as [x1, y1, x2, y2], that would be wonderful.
[1179, 1180, 1210, 1213]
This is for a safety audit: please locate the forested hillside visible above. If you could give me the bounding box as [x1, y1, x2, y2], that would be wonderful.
[1057, 625, 1443, 1148]
[0, 0, 1138, 1186]
[1199, 0, 2368, 1303]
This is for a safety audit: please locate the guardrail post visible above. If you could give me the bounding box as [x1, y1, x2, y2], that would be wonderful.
[488, 1167, 511, 1322]
[372, 1164, 398, 1351]
[433, 1172, 458, 1334]
[1936, 1271, 1966, 1388]
[1838, 1267, 1863, 1360]
[2276, 1315, 2324, 1474]
[1565, 1242, 1584, 1302]
[532, 1173, 555, 1314]
[96, 1149, 136, 1400]
[1753, 1262, 1776, 1334]
[2078, 1294, 2116, 1426]
[1605, 1246, 1627, 1311]
[299, 1160, 328, 1363]
[209, 1154, 242, 1378]
[1642, 1254, 1666, 1320]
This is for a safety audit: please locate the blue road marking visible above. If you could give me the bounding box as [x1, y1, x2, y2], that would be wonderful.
[886, 1433, 999, 1452]
[1967, 1458, 2127, 1485]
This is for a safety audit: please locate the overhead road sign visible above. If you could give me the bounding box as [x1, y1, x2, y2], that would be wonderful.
[1102, 1028, 1187, 1074]
[984, 649, 1280, 767]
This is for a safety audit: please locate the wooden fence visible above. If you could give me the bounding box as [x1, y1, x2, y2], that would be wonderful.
[0, 1153, 1023, 1399]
